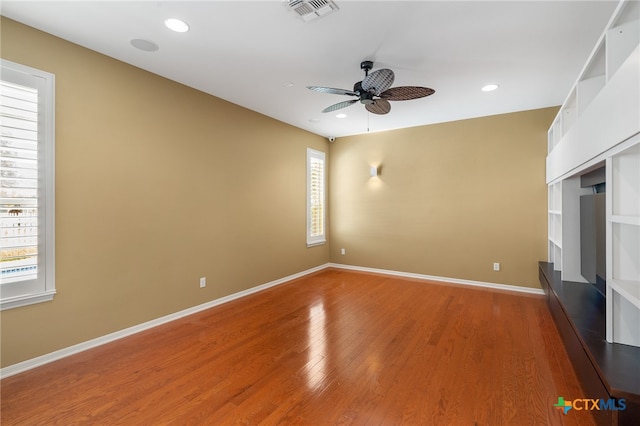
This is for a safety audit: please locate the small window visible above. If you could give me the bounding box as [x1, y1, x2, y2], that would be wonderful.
[1, 59, 56, 310]
[306, 148, 326, 246]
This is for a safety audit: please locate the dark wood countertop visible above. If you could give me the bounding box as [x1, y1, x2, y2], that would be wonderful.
[539, 262, 640, 402]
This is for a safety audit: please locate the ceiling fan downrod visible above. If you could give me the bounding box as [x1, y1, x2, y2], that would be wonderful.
[360, 60, 373, 76]
[357, 61, 375, 104]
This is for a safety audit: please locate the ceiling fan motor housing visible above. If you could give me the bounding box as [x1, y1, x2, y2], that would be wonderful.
[353, 81, 374, 104]
[360, 92, 375, 104]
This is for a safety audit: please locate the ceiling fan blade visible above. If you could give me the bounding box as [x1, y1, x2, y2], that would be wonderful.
[380, 86, 435, 101]
[322, 99, 358, 113]
[307, 86, 358, 96]
[361, 69, 395, 95]
[365, 99, 391, 115]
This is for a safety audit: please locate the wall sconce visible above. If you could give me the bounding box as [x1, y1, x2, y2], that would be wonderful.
[370, 165, 381, 178]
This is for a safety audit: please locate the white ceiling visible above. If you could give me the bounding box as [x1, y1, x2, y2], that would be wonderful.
[1, 1, 619, 138]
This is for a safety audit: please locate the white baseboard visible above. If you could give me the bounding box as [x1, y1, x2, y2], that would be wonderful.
[328, 263, 545, 296]
[0, 263, 329, 379]
[1, 262, 542, 379]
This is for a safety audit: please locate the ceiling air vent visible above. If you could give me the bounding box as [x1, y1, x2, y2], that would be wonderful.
[287, 0, 339, 22]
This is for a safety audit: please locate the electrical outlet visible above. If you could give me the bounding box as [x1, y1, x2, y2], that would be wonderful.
[493, 263, 500, 271]
[199, 277, 206, 288]
[341, 248, 346, 255]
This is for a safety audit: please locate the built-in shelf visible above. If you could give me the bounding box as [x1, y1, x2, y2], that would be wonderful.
[576, 75, 606, 114]
[548, 0, 640, 354]
[609, 278, 640, 310]
[611, 143, 640, 216]
[577, 39, 606, 116]
[548, 236, 562, 249]
[546, 0, 639, 183]
[611, 215, 640, 226]
[548, 177, 591, 282]
[607, 2, 640, 80]
[548, 116, 562, 153]
[548, 180, 563, 272]
[607, 141, 640, 346]
[562, 90, 577, 136]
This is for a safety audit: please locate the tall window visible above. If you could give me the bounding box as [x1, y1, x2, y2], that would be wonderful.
[1, 59, 55, 310]
[306, 148, 326, 246]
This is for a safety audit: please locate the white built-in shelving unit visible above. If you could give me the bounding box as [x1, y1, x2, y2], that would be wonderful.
[547, 0, 639, 347]
[547, 182, 562, 271]
[547, 177, 592, 281]
[606, 143, 640, 346]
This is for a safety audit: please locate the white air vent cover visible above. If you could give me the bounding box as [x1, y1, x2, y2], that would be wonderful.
[287, 0, 339, 22]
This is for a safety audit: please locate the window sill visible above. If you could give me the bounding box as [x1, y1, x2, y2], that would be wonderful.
[306, 240, 326, 248]
[1, 290, 56, 311]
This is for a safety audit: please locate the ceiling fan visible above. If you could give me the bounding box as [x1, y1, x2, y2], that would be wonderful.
[307, 61, 435, 115]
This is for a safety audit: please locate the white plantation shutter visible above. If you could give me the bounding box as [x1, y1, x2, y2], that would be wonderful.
[307, 148, 325, 246]
[0, 60, 55, 310]
[1, 81, 39, 282]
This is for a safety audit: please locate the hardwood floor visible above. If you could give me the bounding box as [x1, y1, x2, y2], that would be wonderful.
[1, 269, 595, 425]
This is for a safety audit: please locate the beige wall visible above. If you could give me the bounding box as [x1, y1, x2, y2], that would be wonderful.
[328, 108, 557, 288]
[0, 18, 329, 367]
[1, 18, 555, 369]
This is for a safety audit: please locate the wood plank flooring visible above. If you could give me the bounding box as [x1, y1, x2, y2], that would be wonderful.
[1, 269, 595, 425]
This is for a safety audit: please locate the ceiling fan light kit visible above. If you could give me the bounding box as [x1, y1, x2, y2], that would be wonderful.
[308, 61, 435, 115]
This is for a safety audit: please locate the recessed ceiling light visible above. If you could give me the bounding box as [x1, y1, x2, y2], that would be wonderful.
[130, 38, 159, 52]
[165, 18, 189, 33]
[336, 113, 347, 119]
[482, 84, 499, 92]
